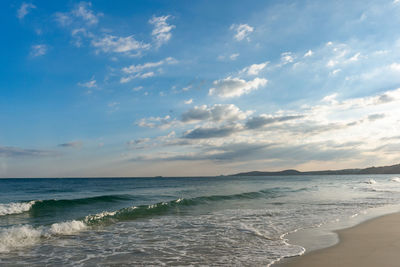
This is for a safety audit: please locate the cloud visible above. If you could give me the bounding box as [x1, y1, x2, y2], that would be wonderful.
[120, 57, 177, 83]
[132, 141, 359, 164]
[304, 50, 313, 57]
[58, 141, 83, 148]
[92, 34, 150, 55]
[149, 15, 175, 47]
[78, 78, 97, 88]
[241, 62, 268, 76]
[230, 24, 254, 41]
[55, 12, 73, 26]
[30, 44, 47, 57]
[183, 125, 240, 139]
[367, 113, 385, 121]
[209, 77, 267, 98]
[71, 28, 93, 47]
[72, 2, 101, 25]
[55, 1, 102, 27]
[280, 52, 295, 65]
[245, 115, 304, 129]
[122, 57, 177, 74]
[0, 146, 58, 157]
[230, 53, 240, 60]
[184, 99, 193, 105]
[181, 104, 251, 123]
[137, 115, 179, 129]
[17, 2, 36, 19]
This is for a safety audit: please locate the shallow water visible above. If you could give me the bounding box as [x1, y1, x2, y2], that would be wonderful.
[1, 175, 400, 266]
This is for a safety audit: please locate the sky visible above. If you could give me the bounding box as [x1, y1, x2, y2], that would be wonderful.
[2, 0, 400, 177]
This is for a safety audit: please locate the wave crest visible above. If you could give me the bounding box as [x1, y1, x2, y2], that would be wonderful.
[0, 225, 42, 253]
[0, 201, 36, 216]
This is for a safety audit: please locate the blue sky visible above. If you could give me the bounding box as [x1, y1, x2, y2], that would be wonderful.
[2, 0, 400, 177]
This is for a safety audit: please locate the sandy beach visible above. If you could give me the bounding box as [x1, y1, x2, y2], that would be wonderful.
[280, 212, 400, 267]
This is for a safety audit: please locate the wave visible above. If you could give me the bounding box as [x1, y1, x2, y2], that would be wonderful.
[83, 187, 297, 226]
[0, 187, 301, 253]
[0, 220, 86, 253]
[0, 201, 36, 216]
[0, 195, 133, 217]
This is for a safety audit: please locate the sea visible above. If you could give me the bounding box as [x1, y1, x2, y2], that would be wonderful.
[1, 175, 400, 266]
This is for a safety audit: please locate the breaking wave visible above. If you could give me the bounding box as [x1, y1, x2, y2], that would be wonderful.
[0, 187, 307, 252]
[0, 201, 36, 216]
[0, 220, 87, 253]
[0, 195, 133, 217]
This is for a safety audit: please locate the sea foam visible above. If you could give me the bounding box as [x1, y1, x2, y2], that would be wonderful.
[0, 220, 88, 253]
[0, 201, 36, 216]
[49, 220, 87, 235]
[364, 179, 377, 184]
[0, 225, 42, 253]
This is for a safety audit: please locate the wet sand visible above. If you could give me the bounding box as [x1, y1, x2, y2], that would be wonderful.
[279, 212, 400, 267]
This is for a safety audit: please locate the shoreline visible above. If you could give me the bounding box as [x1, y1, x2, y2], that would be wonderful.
[277, 211, 400, 267]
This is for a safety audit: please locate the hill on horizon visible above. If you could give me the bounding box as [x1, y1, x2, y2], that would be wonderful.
[231, 163, 400, 176]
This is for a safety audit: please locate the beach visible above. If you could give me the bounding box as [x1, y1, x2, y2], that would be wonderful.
[280, 212, 400, 267]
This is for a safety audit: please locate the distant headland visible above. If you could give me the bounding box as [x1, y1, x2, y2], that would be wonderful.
[231, 163, 400, 176]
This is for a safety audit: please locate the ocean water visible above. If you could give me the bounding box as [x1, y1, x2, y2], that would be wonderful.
[1, 175, 400, 266]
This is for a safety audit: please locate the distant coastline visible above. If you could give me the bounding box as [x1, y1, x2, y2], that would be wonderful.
[231, 163, 400, 176]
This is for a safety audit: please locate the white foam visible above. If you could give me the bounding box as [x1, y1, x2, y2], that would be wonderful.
[391, 177, 400, 182]
[364, 179, 377, 184]
[84, 210, 118, 223]
[0, 201, 36, 216]
[49, 220, 87, 235]
[0, 225, 42, 253]
[0, 220, 88, 253]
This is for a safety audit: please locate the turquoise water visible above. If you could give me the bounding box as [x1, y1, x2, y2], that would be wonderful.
[1, 175, 400, 266]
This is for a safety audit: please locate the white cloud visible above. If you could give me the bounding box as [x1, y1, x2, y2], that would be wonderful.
[230, 24, 254, 41]
[181, 104, 251, 123]
[230, 53, 240, 60]
[281, 52, 295, 65]
[241, 62, 268, 75]
[182, 85, 192, 91]
[140, 72, 155, 78]
[120, 72, 155, 83]
[149, 15, 175, 47]
[54, 12, 73, 26]
[122, 57, 177, 74]
[30, 44, 47, 57]
[78, 78, 97, 88]
[120, 57, 177, 83]
[138, 115, 180, 129]
[330, 69, 342, 75]
[71, 28, 93, 47]
[348, 52, 361, 62]
[72, 2, 101, 25]
[209, 77, 267, 98]
[17, 2, 36, 19]
[390, 63, 400, 72]
[55, 2, 101, 27]
[92, 34, 150, 54]
[304, 50, 313, 57]
[184, 99, 193, 105]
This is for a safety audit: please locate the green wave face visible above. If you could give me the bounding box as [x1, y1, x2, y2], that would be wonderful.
[28, 195, 134, 217]
[82, 187, 298, 226]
